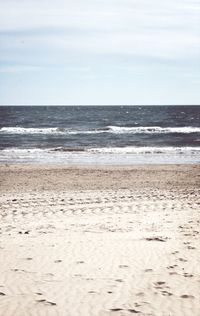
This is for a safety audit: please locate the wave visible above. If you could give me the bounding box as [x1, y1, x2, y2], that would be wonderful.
[88, 146, 200, 154]
[107, 126, 200, 134]
[1, 147, 199, 165]
[0, 127, 106, 135]
[0, 127, 66, 134]
[1, 146, 200, 155]
[1, 126, 200, 135]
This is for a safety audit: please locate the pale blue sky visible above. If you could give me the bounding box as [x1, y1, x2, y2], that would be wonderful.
[0, 0, 200, 105]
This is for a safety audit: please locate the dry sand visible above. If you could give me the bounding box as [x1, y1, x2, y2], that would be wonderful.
[0, 164, 199, 316]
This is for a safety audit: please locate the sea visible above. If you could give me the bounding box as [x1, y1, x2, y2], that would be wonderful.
[0, 106, 200, 164]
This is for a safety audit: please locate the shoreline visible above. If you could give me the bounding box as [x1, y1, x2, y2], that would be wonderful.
[0, 164, 199, 315]
[1, 146, 200, 166]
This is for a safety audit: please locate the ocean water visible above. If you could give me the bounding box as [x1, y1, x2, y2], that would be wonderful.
[0, 105, 200, 164]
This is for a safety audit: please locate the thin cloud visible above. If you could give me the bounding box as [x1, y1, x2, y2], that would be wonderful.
[0, 65, 43, 73]
[0, 0, 199, 62]
[0, 0, 199, 104]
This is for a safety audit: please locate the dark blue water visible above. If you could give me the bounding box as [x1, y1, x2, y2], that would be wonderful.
[0, 106, 200, 164]
[0, 106, 200, 149]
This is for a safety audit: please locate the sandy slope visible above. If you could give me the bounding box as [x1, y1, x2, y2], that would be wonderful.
[0, 164, 199, 316]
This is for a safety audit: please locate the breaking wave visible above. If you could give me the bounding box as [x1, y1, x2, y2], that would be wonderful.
[107, 126, 200, 134]
[88, 146, 200, 154]
[1, 146, 199, 164]
[1, 146, 200, 155]
[1, 126, 200, 135]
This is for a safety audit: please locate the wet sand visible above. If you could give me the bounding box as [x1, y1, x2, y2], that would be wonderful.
[0, 164, 199, 316]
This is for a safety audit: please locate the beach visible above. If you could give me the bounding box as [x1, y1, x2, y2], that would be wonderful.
[0, 164, 199, 316]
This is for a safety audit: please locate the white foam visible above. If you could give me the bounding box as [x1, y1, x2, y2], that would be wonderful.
[0, 146, 199, 164]
[0, 127, 66, 134]
[88, 146, 200, 154]
[1, 126, 200, 135]
[0, 127, 107, 135]
[107, 126, 200, 134]
[1, 146, 200, 155]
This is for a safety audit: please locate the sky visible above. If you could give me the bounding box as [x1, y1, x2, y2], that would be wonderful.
[0, 0, 200, 105]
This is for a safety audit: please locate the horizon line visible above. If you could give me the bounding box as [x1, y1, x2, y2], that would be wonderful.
[0, 104, 200, 107]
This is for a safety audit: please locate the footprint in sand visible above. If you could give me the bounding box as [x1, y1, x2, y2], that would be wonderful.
[127, 309, 141, 314]
[171, 251, 179, 255]
[37, 299, 57, 305]
[178, 258, 188, 262]
[161, 290, 173, 296]
[115, 279, 124, 282]
[180, 294, 194, 299]
[187, 246, 196, 250]
[167, 265, 177, 269]
[183, 273, 193, 278]
[145, 237, 167, 242]
[154, 281, 166, 286]
[135, 292, 144, 297]
[110, 308, 123, 312]
[110, 308, 141, 314]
